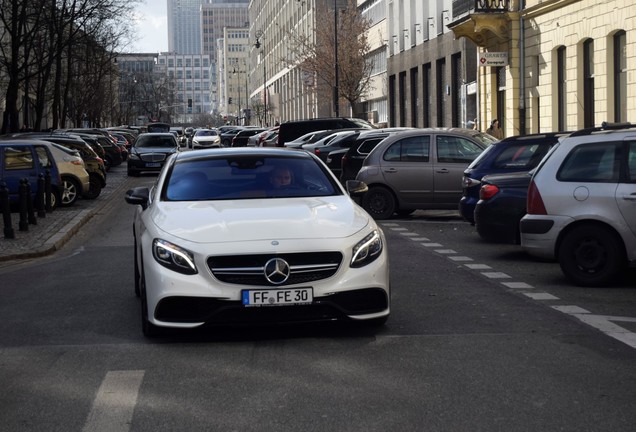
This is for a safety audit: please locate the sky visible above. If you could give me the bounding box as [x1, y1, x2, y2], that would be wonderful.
[130, 1, 169, 53]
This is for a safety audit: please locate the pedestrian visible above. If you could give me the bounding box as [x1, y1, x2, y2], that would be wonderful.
[486, 119, 503, 139]
[472, 118, 479, 131]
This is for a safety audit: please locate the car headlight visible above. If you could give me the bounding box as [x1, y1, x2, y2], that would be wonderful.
[350, 230, 383, 268]
[152, 239, 197, 274]
[128, 152, 140, 160]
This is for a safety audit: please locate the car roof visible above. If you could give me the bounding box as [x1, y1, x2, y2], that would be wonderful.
[173, 147, 313, 162]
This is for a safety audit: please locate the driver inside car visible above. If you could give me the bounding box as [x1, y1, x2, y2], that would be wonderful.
[269, 166, 294, 189]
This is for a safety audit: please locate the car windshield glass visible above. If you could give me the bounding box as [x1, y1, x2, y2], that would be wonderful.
[164, 156, 341, 201]
[196, 130, 217, 137]
[471, 132, 500, 147]
[136, 136, 176, 148]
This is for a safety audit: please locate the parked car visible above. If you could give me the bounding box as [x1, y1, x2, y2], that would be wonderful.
[191, 129, 222, 149]
[278, 117, 376, 147]
[170, 127, 187, 146]
[9, 133, 107, 200]
[474, 170, 534, 244]
[73, 132, 123, 169]
[231, 128, 267, 147]
[127, 132, 180, 176]
[459, 133, 565, 224]
[220, 127, 245, 147]
[301, 129, 364, 162]
[284, 129, 337, 149]
[356, 128, 495, 219]
[520, 122, 636, 286]
[47, 143, 90, 206]
[125, 147, 389, 337]
[0, 140, 63, 210]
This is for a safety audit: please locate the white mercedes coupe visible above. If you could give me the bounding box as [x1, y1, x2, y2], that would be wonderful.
[125, 147, 390, 337]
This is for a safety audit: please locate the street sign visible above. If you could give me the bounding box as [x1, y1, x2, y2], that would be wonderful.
[479, 52, 509, 67]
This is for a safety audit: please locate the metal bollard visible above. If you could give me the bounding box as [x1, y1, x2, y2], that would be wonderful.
[26, 180, 37, 225]
[36, 173, 45, 218]
[18, 178, 29, 231]
[45, 169, 52, 212]
[0, 181, 14, 239]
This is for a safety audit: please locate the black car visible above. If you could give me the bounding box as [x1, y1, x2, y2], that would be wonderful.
[231, 128, 266, 147]
[277, 117, 376, 147]
[459, 132, 567, 224]
[474, 170, 533, 244]
[339, 129, 410, 182]
[220, 127, 245, 147]
[127, 132, 180, 176]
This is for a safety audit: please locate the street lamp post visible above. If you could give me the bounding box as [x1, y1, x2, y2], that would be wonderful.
[255, 30, 267, 127]
[233, 67, 242, 125]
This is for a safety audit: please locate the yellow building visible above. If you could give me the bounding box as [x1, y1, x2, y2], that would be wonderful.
[450, 0, 634, 136]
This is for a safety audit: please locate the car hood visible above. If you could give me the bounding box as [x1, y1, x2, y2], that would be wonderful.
[149, 196, 371, 243]
[133, 146, 178, 154]
[193, 136, 219, 142]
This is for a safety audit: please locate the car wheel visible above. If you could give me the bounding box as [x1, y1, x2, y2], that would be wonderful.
[60, 177, 80, 206]
[84, 174, 102, 199]
[557, 224, 625, 287]
[362, 186, 396, 220]
[140, 272, 162, 338]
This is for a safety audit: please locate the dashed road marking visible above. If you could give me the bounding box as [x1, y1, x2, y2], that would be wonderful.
[83, 370, 144, 432]
[387, 223, 636, 351]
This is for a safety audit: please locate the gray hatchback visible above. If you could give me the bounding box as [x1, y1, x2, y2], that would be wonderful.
[356, 128, 496, 219]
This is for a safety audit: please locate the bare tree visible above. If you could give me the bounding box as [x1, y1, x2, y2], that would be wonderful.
[285, 0, 373, 116]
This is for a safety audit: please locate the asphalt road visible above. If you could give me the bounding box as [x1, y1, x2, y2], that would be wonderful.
[0, 175, 635, 432]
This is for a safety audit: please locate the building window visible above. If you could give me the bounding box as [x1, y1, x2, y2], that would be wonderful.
[423, 63, 431, 127]
[614, 31, 627, 122]
[399, 71, 407, 127]
[410, 67, 418, 127]
[557, 46, 566, 131]
[437, 58, 446, 127]
[451, 53, 461, 127]
[496, 67, 505, 131]
[583, 39, 594, 128]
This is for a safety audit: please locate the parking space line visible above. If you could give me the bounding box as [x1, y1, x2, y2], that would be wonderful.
[482, 272, 512, 279]
[523, 292, 560, 300]
[421, 243, 443, 247]
[82, 370, 144, 432]
[465, 264, 492, 270]
[448, 256, 473, 261]
[434, 249, 457, 254]
[502, 282, 534, 289]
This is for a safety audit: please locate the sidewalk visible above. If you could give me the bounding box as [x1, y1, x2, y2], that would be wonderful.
[0, 165, 133, 262]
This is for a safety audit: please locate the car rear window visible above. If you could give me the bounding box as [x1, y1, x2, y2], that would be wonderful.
[557, 143, 620, 182]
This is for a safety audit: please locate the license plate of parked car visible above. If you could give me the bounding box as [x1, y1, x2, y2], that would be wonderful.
[242, 288, 313, 306]
[146, 162, 161, 167]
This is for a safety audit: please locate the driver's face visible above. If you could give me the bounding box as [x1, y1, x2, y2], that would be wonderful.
[271, 169, 292, 187]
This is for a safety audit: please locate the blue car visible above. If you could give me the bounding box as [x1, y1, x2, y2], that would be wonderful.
[0, 141, 63, 210]
[458, 133, 566, 224]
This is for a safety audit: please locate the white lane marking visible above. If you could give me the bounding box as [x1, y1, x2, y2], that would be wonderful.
[434, 249, 457, 254]
[502, 282, 534, 289]
[554, 309, 636, 349]
[400, 232, 419, 236]
[449, 256, 473, 261]
[382, 223, 400, 226]
[482, 272, 512, 279]
[421, 243, 443, 247]
[465, 264, 492, 270]
[410, 237, 431, 241]
[552, 305, 590, 314]
[83, 370, 145, 432]
[390, 227, 408, 231]
[523, 292, 560, 300]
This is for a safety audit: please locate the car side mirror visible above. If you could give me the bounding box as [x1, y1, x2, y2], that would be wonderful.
[125, 187, 150, 210]
[346, 180, 368, 196]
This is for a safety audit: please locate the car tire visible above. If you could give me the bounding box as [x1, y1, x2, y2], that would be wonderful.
[84, 174, 102, 199]
[140, 272, 162, 338]
[60, 177, 80, 207]
[557, 224, 625, 287]
[362, 186, 396, 220]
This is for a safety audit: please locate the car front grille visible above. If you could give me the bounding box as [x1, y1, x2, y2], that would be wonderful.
[140, 153, 167, 162]
[207, 252, 343, 286]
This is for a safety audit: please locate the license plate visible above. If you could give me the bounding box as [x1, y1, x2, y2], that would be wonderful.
[242, 288, 313, 307]
[146, 162, 161, 167]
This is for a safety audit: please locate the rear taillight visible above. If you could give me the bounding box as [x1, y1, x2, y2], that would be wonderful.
[314, 149, 321, 156]
[526, 180, 547, 215]
[479, 184, 499, 200]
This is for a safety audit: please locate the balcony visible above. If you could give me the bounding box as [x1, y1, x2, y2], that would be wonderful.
[448, 0, 513, 46]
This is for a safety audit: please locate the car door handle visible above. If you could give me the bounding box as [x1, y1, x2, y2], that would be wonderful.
[436, 169, 450, 174]
[383, 168, 398, 173]
[623, 194, 636, 200]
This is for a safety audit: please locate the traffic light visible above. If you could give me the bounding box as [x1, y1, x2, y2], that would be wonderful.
[187, 98, 192, 108]
[228, 97, 233, 105]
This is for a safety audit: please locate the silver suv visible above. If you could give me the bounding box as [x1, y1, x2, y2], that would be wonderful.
[520, 123, 636, 286]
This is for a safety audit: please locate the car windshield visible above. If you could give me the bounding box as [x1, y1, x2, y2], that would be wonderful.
[472, 132, 500, 147]
[135, 136, 176, 148]
[196, 130, 218, 137]
[163, 155, 341, 201]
